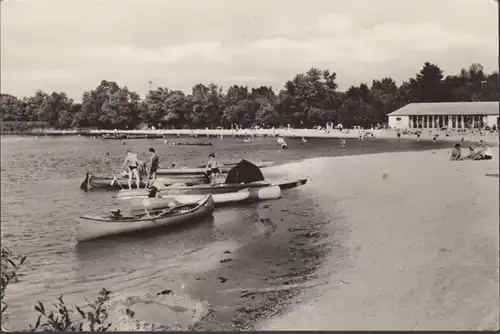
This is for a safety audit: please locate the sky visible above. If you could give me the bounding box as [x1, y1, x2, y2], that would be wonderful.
[0, 0, 498, 100]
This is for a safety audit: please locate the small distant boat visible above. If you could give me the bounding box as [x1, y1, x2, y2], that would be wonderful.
[156, 160, 274, 176]
[76, 194, 215, 242]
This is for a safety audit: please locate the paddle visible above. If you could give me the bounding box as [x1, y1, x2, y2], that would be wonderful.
[110, 174, 124, 189]
[142, 198, 178, 219]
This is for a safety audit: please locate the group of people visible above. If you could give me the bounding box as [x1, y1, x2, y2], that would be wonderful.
[119, 148, 223, 189]
[450, 140, 493, 161]
[121, 147, 160, 189]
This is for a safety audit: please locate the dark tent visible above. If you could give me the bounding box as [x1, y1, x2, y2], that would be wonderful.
[224, 159, 265, 184]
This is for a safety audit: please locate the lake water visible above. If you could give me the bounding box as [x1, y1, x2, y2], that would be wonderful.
[0, 135, 452, 330]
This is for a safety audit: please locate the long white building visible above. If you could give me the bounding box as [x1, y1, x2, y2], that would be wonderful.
[387, 102, 499, 130]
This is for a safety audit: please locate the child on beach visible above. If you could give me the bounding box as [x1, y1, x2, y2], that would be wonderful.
[450, 144, 462, 161]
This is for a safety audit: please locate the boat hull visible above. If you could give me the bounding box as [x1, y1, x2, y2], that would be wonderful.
[86, 175, 207, 190]
[278, 178, 308, 190]
[76, 195, 215, 242]
[115, 181, 272, 200]
[115, 179, 306, 201]
[156, 160, 275, 176]
[128, 185, 281, 206]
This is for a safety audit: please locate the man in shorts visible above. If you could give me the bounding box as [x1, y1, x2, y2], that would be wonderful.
[121, 150, 140, 189]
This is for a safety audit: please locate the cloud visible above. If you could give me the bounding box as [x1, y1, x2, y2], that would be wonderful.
[85, 42, 232, 65]
[1, 0, 497, 99]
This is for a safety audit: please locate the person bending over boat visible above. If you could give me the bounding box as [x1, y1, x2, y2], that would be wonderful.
[205, 153, 221, 185]
[147, 147, 160, 187]
[121, 150, 141, 189]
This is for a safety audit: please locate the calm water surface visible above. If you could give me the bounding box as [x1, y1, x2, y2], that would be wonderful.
[0, 135, 451, 329]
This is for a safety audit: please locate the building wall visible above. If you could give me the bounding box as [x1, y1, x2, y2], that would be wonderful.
[388, 114, 498, 129]
[486, 115, 499, 128]
[388, 115, 410, 129]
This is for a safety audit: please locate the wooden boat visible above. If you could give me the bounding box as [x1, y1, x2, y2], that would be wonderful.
[80, 172, 207, 191]
[156, 160, 274, 176]
[115, 180, 272, 200]
[115, 179, 306, 200]
[75, 194, 215, 242]
[125, 185, 281, 205]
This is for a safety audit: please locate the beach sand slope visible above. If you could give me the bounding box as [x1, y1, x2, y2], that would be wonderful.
[262, 147, 499, 330]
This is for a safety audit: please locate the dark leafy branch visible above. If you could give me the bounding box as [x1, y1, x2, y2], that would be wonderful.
[1, 62, 498, 130]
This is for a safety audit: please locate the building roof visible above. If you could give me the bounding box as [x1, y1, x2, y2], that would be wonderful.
[387, 102, 499, 117]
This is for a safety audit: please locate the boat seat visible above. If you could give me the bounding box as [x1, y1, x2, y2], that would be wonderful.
[110, 209, 123, 219]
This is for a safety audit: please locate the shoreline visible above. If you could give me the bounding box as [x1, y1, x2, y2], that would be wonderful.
[2, 142, 498, 331]
[1, 128, 498, 145]
[97, 148, 500, 330]
[260, 148, 499, 330]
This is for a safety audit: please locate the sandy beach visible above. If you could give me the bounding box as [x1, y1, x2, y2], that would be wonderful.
[260, 146, 499, 330]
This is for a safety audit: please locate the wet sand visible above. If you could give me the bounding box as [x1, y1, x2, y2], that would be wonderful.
[261, 146, 499, 330]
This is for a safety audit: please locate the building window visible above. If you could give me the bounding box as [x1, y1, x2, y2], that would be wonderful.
[396, 117, 401, 121]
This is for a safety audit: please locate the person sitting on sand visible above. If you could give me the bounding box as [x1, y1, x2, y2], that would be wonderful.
[450, 143, 462, 161]
[205, 153, 221, 185]
[468, 145, 475, 156]
[121, 150, 141, 189]
[467, 141, 493, 160]
[483, 143, 493, 160]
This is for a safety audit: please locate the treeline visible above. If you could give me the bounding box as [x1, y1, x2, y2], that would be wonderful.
[1, 62, 498, 130]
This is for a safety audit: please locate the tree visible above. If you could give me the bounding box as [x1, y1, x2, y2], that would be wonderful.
[408, 62, 446, 103]
[1, 61, 498, 130]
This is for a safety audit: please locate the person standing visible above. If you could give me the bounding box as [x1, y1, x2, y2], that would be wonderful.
[147, 147, 160, 187]
[121, 150, 140, 189]
[205, 153, 221, 185]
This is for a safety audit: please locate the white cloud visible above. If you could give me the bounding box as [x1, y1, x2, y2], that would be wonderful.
[86, 42, 232, 65]
[1, 0, 497, 99]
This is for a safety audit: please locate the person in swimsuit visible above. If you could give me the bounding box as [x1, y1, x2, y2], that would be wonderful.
[147, 147, 160, 187]
[483, 143, 493, 160]
[121, 150, 140, 189]
[205, 153, 221, 185]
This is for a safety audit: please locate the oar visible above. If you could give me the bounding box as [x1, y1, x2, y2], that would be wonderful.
[111, 175, 124, 189]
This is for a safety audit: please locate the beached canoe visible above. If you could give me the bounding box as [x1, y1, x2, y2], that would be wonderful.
[125, 185, 282, 205]
[115, 179, 306, 200]
[156, 160, 274, 176]
[80, 172, 207, 191]
[76, 194, 215, 242]
[115, 180, 272, 200]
